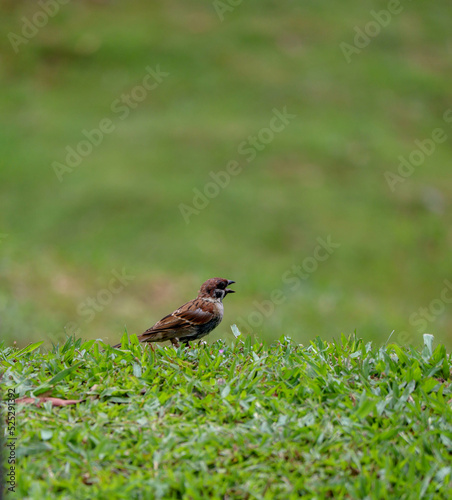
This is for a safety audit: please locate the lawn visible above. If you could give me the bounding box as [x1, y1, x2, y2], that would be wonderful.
[2, 2, 452, 499]
[1, 333, 451, 498]
[0, 1, 451, 349]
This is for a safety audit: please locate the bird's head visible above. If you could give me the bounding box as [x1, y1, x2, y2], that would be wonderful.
[200, 278, 236, 301]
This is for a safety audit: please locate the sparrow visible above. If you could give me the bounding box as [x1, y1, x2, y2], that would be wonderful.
[113, 277, 235, 348]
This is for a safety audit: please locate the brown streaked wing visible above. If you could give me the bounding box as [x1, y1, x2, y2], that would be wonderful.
[138, 300, 215, 338]
[168, 299, 215, 327]
[173, 302, 215, 325]
[137, 312, 185, 343]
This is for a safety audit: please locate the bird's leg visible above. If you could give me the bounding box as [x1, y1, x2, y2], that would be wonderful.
[171, 338, 180, 349]
[141, 340, 155, 352]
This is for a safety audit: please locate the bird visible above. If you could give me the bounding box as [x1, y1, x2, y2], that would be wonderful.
[113, 277, 235, 348]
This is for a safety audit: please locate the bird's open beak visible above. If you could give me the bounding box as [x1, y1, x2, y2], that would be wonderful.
[225, 280, 236, 294]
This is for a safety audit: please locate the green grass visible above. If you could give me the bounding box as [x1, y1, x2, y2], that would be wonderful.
[0, 1, 452, 349]
[2, 333, 451, 499]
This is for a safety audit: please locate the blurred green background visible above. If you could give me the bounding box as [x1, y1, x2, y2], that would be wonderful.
[1, 0, 451, 348]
